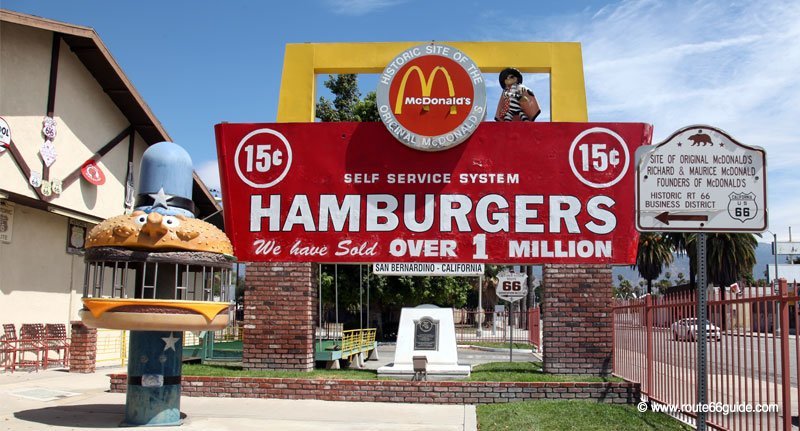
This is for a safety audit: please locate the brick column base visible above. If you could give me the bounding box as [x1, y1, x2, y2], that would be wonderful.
[242, 262, 316, 371]
[69, 321, 97, 373]
[542, 264, 612, 375]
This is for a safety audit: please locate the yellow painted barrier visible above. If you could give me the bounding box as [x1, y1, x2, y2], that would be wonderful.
[277, 42, 587, 123]
[339, 329, 377, 358]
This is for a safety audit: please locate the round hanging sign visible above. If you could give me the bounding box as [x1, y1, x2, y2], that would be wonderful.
[0, 116, 10, 152]
[81, 160, 106, 185]
[376, 43, 486, 151]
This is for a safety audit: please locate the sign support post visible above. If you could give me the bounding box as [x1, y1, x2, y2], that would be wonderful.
[508, 301, 513, 362]
[696, 233, 708, 431]
[496, 269, 527, 363]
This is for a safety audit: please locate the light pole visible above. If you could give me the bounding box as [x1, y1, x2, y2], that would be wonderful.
[766, 230, 779, 291]
[766, 230, 781, 336]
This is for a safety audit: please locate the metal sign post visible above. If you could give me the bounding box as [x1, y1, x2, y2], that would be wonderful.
[496, 269, 528, 363]
[696, 233, 708, 431]
[509, 301, 513, 362]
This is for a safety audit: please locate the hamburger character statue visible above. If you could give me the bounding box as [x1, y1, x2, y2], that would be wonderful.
[80, 142, 235, 426]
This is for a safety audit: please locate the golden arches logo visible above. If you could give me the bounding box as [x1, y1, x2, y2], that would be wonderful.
[394, 66, 458, 115]
[375, 43, 487, 151]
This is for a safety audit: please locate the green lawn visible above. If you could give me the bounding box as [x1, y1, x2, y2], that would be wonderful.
[182, 363, 376, 379]
[469, 362, 622, 383]
[185, 340, 242, 351]
[189, 340, 538, 352]
[461, 341, 536, 350]
[477, 400, 693, 431]
[183, 362, 620, 383]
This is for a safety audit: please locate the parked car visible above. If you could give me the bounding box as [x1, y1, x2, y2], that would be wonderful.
[671, 318, 721, 341]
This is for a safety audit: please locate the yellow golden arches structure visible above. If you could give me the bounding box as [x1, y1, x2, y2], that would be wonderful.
[276, 42, 588, 123]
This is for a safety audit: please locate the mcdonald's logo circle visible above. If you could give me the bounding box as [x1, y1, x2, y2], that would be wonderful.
[376, 44, 486, 151]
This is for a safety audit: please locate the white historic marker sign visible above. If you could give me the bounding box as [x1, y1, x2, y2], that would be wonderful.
[495, 269, 528, 302]
[635, 125, 767, 233]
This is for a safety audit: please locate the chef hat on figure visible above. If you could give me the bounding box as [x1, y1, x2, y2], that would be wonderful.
[134, 142, 196, 218]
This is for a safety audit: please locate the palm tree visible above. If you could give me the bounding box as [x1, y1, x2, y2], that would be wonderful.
[665, 233, 693, 287]
[705, 233, 758, 293]
[613, 278, 636, 299]
[633, 232, 674, 294]
[688, 233, 758, 332]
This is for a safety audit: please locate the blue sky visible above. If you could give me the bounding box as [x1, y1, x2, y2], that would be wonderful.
[3, 0, 799, 241]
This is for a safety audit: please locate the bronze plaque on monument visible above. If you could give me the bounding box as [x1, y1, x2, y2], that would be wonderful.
[414, 317, 439, 350]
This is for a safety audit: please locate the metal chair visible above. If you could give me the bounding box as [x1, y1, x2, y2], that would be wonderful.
[1, 324, 20, 372]
[45, 324, 70, 368]
[18, 324, 46, 371]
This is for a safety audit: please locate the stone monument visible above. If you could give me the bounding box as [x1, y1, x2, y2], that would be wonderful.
[378, 305, 470, 379]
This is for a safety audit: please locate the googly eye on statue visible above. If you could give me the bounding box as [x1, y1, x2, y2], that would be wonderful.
[135, 214, 147, 225]
[163, 216, 180, 228]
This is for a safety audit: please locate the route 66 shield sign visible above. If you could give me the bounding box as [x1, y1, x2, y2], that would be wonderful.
[728, 192, 757, 222]
[495, 269, 528, 302]
[42, 116, 57, 140]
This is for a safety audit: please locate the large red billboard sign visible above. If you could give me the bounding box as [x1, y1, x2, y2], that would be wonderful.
[215, 122, 652, 264]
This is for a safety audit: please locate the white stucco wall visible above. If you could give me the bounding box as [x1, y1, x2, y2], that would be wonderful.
[0, 21, 149, 220]
[0, 204, 85, 328]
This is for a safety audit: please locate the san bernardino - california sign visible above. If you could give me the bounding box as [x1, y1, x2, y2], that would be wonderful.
[376, 43, 486, 151]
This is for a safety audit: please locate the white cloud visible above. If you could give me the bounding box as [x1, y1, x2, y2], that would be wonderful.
[323, 0, 408, 16]
[195, 159, 221, 193]
[481, 0, 800, 240]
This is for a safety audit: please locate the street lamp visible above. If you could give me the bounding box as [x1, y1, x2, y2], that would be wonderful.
[765, 229, 782, 336]
[765, 230, 779, 292]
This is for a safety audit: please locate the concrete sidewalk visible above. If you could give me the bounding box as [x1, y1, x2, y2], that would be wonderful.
[0, 368, 477, 431]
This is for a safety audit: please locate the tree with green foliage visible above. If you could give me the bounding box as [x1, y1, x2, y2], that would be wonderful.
[674, 233, 756, 291]
[655, 278, 672, 292]
[705, 233, 758, 291]
[664, 233, 693, 287]
[634, 232, 674, 295]
[316, 74, 379, 122]
[614, 275, 637, 299]
[667, 232, 756, 294]
[319, 265, 473, 311]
